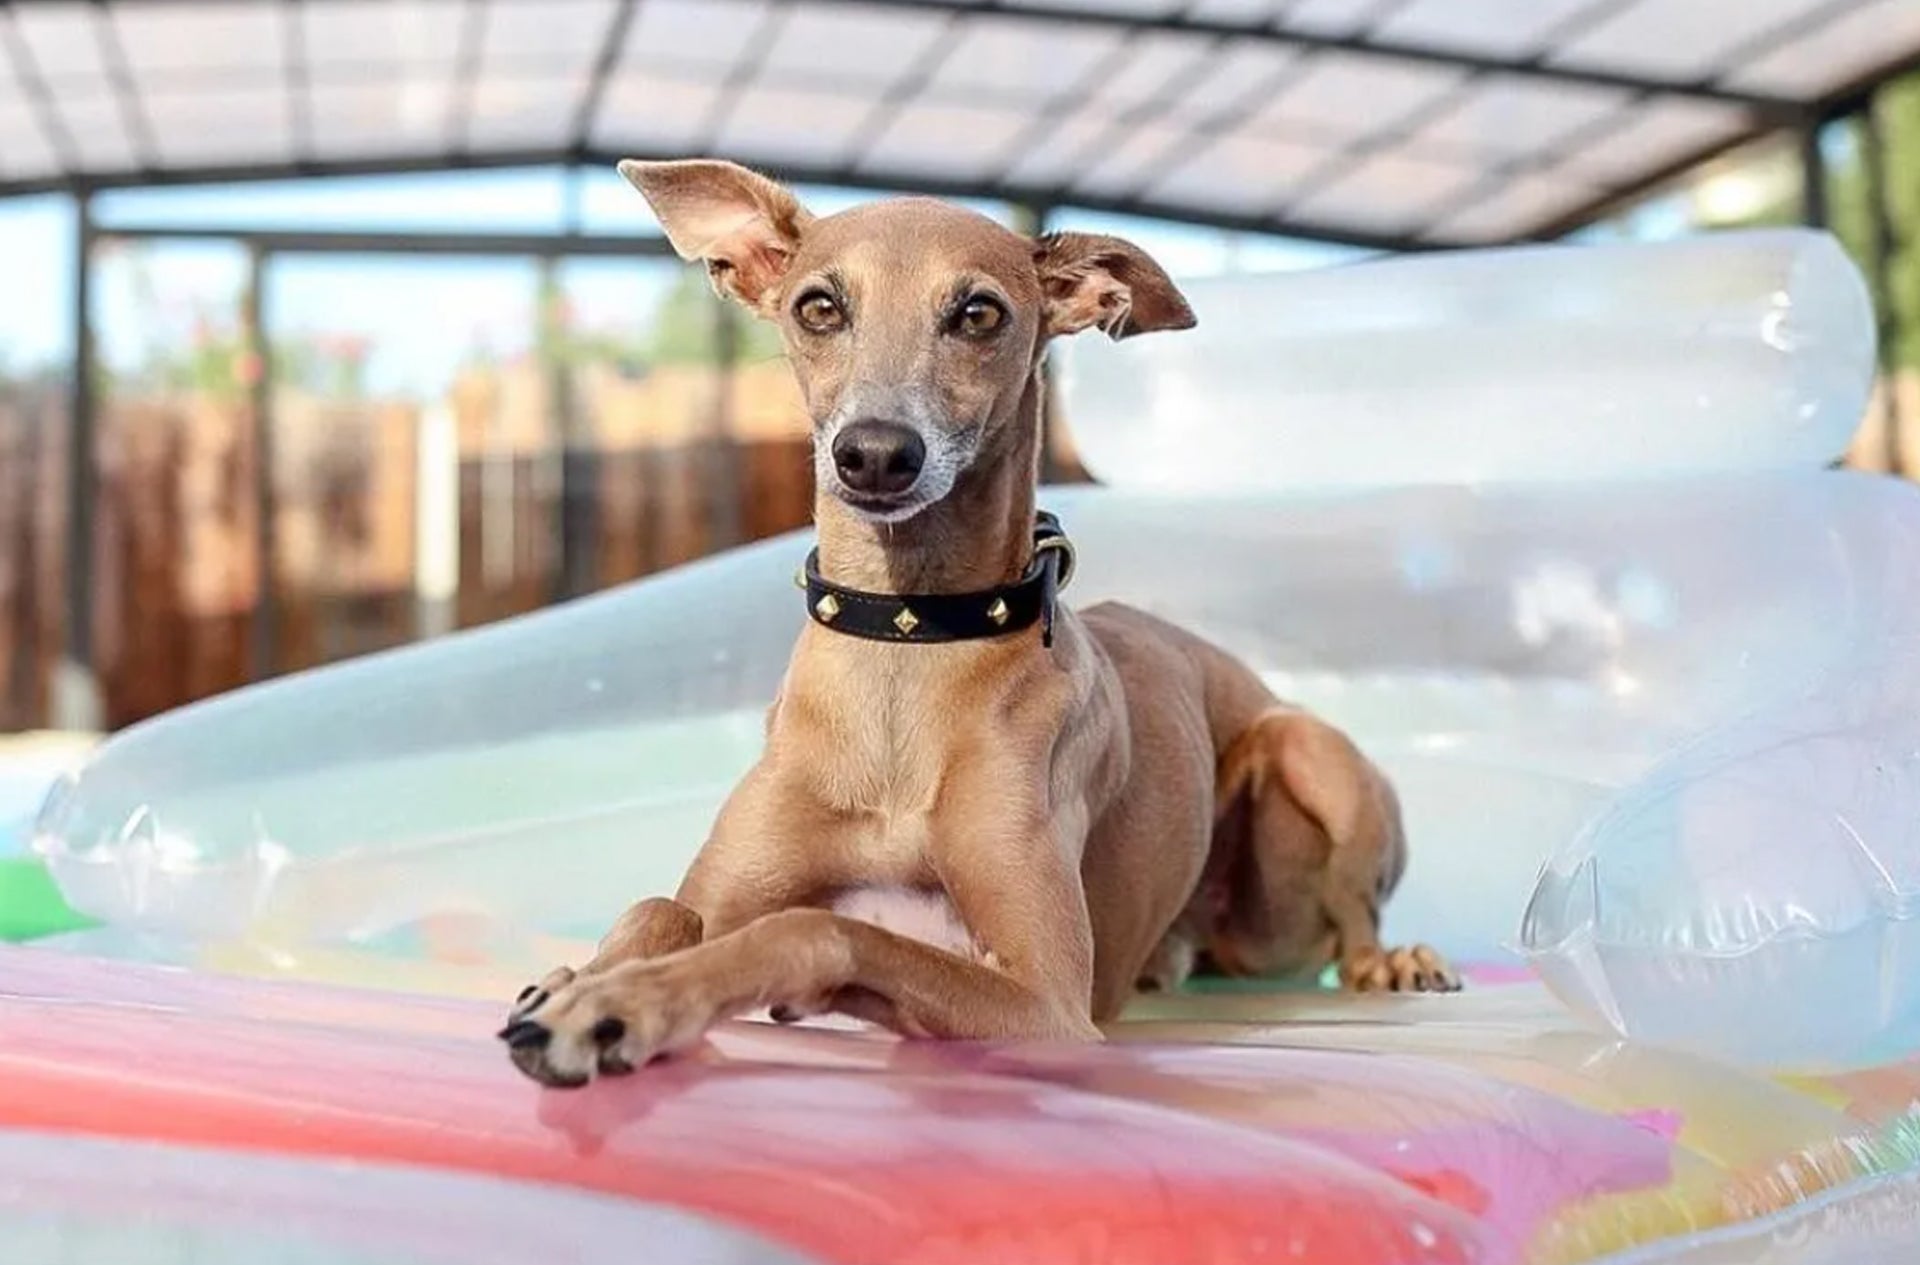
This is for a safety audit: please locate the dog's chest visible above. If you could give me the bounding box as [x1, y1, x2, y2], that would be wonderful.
[831, 885, 990, 964]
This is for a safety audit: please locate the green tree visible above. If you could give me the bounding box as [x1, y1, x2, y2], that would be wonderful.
[1686, 70, 1920, 370]
[1824, 73, 1920, 371]
[644, 267, 785, 368]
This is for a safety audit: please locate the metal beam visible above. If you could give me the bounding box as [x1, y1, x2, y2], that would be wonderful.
[284, 0, 315, 166]
[567, 0, 641, 159]
[89, 0, 159, 173]
[0, 146, 1448, 250]
[1524, 127, 1765, 242]
[801, 0, 1809, 119]
[0, 4, 79, 172]
[244, 243, 278, 681]
[447, 0, 486, 154]
[57, 193, 102, 731]
[92, 224, 683, 258]
[693, 0, 791, 154]
[979, 22, 1150, 191]
[1798, 119, 1827, 228]
[838, 7, 967, 167]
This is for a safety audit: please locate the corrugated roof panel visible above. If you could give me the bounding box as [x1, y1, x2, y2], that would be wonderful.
[302, 0, 464, 69]
[593, 71, 728, 152]
[761, 4, 951, 91]
[1285, 144, 1487, 233]
[1373, 0, 1614, 59]
[858, 99, 1036, 178]
[1551, 0, 1837, 80]
[1405, 76, 1631, 164]
[1729, 0, 1920, 96]
[1431, 171, 1607, 241]
[145, 87, 296, 166]
[0, 0, 1912, 244]
[717, 85, 877, 167]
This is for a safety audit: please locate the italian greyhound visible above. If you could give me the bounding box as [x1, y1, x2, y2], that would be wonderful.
[500, 160, 1456, 1088]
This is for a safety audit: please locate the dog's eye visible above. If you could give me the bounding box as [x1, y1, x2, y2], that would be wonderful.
[955, 296, 1007, 339]
[794, 291, 846, 334]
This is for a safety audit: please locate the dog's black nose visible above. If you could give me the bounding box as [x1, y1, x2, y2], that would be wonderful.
[832, 420, 925, 498]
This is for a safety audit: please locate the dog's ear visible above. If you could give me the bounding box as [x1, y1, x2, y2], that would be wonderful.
[1033, 232, 1196, 341]
[618, 159, 812, 315]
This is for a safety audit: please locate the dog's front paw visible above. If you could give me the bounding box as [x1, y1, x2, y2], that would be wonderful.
[1338, 943, 1461, 994]
[498, 962, 714, 1088]
[507, 965, 577, 1026]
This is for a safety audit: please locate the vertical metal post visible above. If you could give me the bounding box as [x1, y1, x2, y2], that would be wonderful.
[554, 170, 592, 599]
[707, 294, 743, 550]
[563, 163, 585, 238]
[546, 255, 595, 600]
[1862, 95, 1905, 476]
[1798, 119, 1828, 229]
[246, 242, 278, 681]
[53, 192, 103, 731]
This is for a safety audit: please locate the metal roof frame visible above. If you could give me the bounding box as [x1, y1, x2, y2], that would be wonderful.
[2, 146, 1454, 253]
[822, 0, 1812, 117]
[0, 0, 1915, 248]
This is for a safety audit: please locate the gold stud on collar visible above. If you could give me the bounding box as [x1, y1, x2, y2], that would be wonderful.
[987, 597, 1010, 626]
[893, 606, 920, 635]
[793, 567, 807, 590]
[814, 593, 841, 622]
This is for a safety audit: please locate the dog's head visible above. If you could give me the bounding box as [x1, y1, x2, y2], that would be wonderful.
[620, 158, 1194, 523]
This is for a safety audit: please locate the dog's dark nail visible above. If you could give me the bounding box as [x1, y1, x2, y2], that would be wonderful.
[515, 984, 540, 1005]
[497, 1019, 552, 1050]
[769, 1004, 797, 1023]
[590, 1016, 626, 1047]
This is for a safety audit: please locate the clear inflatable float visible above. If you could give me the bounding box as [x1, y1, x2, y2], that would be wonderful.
[11, 226, 1920, 1264]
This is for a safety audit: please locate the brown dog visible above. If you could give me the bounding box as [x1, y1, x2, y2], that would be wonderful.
[500, 160, 1456, 1087]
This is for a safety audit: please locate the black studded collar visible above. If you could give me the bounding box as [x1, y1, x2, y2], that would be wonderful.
[799, 512, 1076, 647]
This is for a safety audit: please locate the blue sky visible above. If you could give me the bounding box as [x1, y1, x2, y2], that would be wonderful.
[0, 165, 1362, 397]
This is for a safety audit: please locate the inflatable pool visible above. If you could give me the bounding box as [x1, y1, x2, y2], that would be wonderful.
[9, 227, 1920, 1262]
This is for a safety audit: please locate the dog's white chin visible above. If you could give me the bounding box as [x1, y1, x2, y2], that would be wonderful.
[827, 464, 960, 525]
[831, 491, 934, 524]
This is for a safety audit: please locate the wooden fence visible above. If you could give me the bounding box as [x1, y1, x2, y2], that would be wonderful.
[0, 360, 818, 731]
[0, 385, 65, 732]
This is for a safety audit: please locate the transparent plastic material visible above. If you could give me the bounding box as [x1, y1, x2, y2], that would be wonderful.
[0, 736, 91, 855]
[23, 476, 1875, 951]
[1053, 230, 1873, 492]
[0, 1129, 813, 1265]
[6, 949, 1920, 1265]
[30, 470, 1920, 1071]
[1519, 476, 1920, 1069]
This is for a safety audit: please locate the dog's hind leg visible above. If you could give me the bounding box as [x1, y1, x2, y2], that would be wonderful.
[1213, 708, 1460, 994]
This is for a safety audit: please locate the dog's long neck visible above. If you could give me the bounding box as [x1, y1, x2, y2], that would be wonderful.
[813, 373, 1045, 595]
